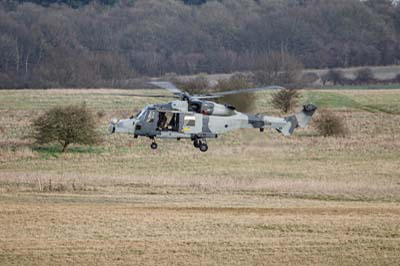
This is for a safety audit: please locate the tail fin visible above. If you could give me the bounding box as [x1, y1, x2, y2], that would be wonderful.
[280, 104, 317, 136]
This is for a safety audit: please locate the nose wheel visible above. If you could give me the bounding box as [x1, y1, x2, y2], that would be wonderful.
[150, 142, 158, 150]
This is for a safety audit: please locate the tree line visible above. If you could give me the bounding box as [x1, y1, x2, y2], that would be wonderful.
[1, 0, 400, 88]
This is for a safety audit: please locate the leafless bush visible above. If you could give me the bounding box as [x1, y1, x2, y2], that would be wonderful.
[355, 68, 375, 85]
[322, 69, 346, 85]
[173, 74, 255, 112]
[173, 75, 210, 95]
[271, 89, 300, 113]
[301, 72, 319, 85]
[96, 110, 106, 119]
[314, 109, 348, 137]
[214, 74, 254, 112]
[393, 73, 400, 83]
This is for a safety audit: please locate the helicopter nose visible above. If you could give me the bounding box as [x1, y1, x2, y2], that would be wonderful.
[108, 117, 118, 134]
[110, 117, 118, 125]
[108, 123, 116, 134]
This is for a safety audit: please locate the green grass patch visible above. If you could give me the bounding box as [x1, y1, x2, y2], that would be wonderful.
[321, 84, 400, 90]
[302, 91, 361, 109]
[302, 90, 400, 114]
[33, 145, 106, 158]
[360, 104, 400, 115]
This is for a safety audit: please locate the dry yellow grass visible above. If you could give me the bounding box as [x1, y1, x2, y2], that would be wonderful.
[0, 89, 400, 265]
[1, 193, 399, 266]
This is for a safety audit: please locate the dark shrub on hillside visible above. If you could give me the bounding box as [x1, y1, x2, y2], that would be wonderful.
[301, 72, 319, 85]
[214, 74, 255, 112]
[322, 69, 346, 85]
[314, 109, 347, 137]
[175, 74, 255, 113]
[355, 68, 375, 84]
[391, 73, 400, 83]
[174, 76, 210, 95]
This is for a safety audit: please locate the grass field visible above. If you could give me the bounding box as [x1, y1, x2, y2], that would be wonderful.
[1, 88, 400, 265]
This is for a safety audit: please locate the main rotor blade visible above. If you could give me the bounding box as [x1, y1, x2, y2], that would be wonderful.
[150, 81, 183, 94]
[192, 85, 285, 99]
[95, 92, 175, 98]
[108, 93, 174, 98]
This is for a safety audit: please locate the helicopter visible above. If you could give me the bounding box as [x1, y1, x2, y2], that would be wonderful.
[108, 81, 317, 152]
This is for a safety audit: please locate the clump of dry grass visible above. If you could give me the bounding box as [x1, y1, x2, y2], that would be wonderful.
[314, 109, 348, 137]
[0, 144, 35, 162]
[96, 110, 106, 118]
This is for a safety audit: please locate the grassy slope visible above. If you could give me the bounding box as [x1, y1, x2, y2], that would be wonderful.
[0, 89, 399, 265]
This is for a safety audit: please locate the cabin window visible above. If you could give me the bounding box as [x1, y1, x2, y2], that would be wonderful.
[184, 115, 196, 127]
[146, 111, 155, 123]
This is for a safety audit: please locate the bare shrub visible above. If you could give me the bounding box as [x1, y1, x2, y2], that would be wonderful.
[173, 75, 210, 95]
[173, 74, 255, 112]
[355, 68, 375, 85]
[271, 89, 300, 113]
[322, 69, 346, 85]
[214, 74, 255, 112]
[301, 72, 319, 85]
[393, 73, 400, 83]
[314, 109, 347, 137]
[96, 110, 106, 119]
[32, 104, 101, 152]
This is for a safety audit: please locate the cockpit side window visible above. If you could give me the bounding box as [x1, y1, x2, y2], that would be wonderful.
[146, 111, 155, 123]
[136, 108, 147, 120]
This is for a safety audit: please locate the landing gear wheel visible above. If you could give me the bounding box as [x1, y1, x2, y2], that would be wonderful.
[150, 142, 158, 150]
[199, 143, 208, 152]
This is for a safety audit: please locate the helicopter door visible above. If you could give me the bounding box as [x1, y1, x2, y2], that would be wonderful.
[168, 113, 180, 131]
[157, 112, 180, 132]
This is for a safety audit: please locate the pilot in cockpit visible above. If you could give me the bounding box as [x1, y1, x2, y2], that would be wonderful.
[157, 112, 167, 130]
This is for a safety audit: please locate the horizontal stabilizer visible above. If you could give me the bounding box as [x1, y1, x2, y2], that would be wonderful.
[279, 104, 317, 136]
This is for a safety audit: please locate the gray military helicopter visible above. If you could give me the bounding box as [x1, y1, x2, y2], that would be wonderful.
[108, 81, 317, 152]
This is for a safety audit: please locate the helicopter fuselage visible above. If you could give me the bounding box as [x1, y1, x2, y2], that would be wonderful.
[107, 81, 317, 151]
[108, 100, 316, 148]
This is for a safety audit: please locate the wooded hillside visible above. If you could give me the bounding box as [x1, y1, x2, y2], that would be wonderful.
[1, 0, 400, 88]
